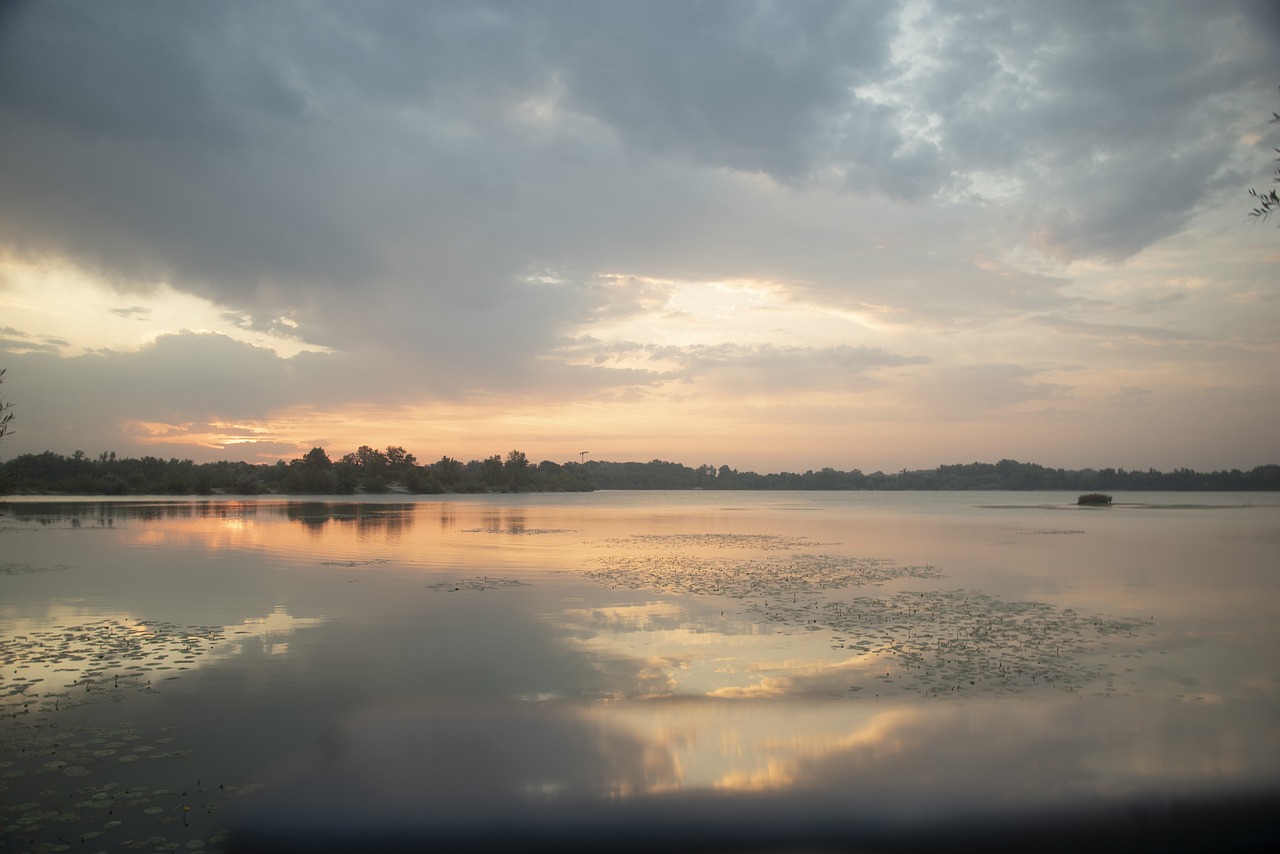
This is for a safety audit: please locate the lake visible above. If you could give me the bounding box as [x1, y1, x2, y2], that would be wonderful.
[3, 491, 1278, 851]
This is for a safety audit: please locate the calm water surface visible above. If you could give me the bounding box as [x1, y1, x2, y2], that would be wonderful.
[3, 491, 1278, 848]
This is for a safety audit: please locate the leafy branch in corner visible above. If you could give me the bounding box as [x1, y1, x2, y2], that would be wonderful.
[0, 368, 13, 442]
[1247, 90, 1280, 223]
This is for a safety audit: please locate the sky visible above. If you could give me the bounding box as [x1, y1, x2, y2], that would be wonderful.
[1, 0, 1278, 475]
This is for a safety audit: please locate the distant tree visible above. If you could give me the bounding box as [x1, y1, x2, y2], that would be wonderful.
[354, 445, 388, 470]
[1248, 88, 1280, 222]
[301, 447, 332, 468]
[0, 368, 13, 442]
[504, 449, 530, 488]
[480, 454, 505, 489]
[434, 456, 462, 487]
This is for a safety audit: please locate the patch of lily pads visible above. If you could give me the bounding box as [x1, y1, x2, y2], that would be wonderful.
[585, 533, 941, 599]
[584, 532, 1152, 700]
[1, 756, 258, 852]
[1, 618, 226, 719]
[0, 561, 72, 577]
[1, 618, 261, 852]
[461, 527, 577, 535]
[428, 576, 530, 592]
[748, 588, 1152, 697]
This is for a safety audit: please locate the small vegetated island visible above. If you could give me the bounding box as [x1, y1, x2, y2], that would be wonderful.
[1, 449, 1278, 496]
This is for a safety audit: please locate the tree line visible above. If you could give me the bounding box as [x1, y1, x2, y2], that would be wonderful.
[1, 450, 1278, 495]
[581, 458, 1280, 491]
[0, 446, 592, 495]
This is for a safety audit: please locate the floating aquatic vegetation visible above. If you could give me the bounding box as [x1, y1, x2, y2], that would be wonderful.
[0, 618, 226, 718]
[0, 759, 259, 853]
[762, 588, 1153, 698]
[428, 576, 530, 592]
[585, 535, 940, 600]
[321, 558, 390, 567]
[583, 533, 1149, 700]
[461, 527, 577, 535]
[599, 533, 827, 551]
[0, 561, 71, 576]
[1015, 529, 1086, 536]
[0, 614, 262, 851]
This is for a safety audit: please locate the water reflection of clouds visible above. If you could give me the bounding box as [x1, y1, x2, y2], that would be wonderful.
[556, 601, 884, 700]
[249, 701, 682, 812]
[237, 695, 1280, 849]
[223, 605, 326, 657]
[706, 653, 884, 699]
[788, 698, 1280, 805]
[249, 695, 1280, 821]
[580, 697, 1280, 803]
[561, 601, 691, 631]
[1, 604, 325, 717]
[8, 497, 1277, 826]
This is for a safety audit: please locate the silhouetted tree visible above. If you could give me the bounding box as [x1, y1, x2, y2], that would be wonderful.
[301, 447, 332, 468]
[434, 456, 462, 487]
[353, 445, 388, 470]
[504, 449, 530, 488]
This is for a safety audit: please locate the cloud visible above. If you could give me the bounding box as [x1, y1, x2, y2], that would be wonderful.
[4, 1, 1264, 322]
[917, 1, 1274, 260]
[545, 0, 901, 185]
[1034, 315, 1199, 347]
[0, 1, 1275, 469]
[896, 363, 1072, 416]
[0, 328, 66, 356]
[565, 339, 927, 393]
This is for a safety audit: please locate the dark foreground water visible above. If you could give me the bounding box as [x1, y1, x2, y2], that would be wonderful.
[2, 492, 1278, 851]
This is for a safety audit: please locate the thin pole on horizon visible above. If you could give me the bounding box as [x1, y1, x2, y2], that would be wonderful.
[579, 451, 589, 463]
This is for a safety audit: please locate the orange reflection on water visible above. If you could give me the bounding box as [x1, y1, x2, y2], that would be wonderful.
[579, 700, 915, 794]
[572, 694, 1280, 803]
[63, 499, 602, 575]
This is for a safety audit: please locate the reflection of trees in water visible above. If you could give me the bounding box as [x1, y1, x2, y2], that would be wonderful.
[284, 502, 414, 539]
[480, 508, 527, 534]
[3, 500, 265, 527]
[461, 507, 575, 535]
[4, 501, 425, 539]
